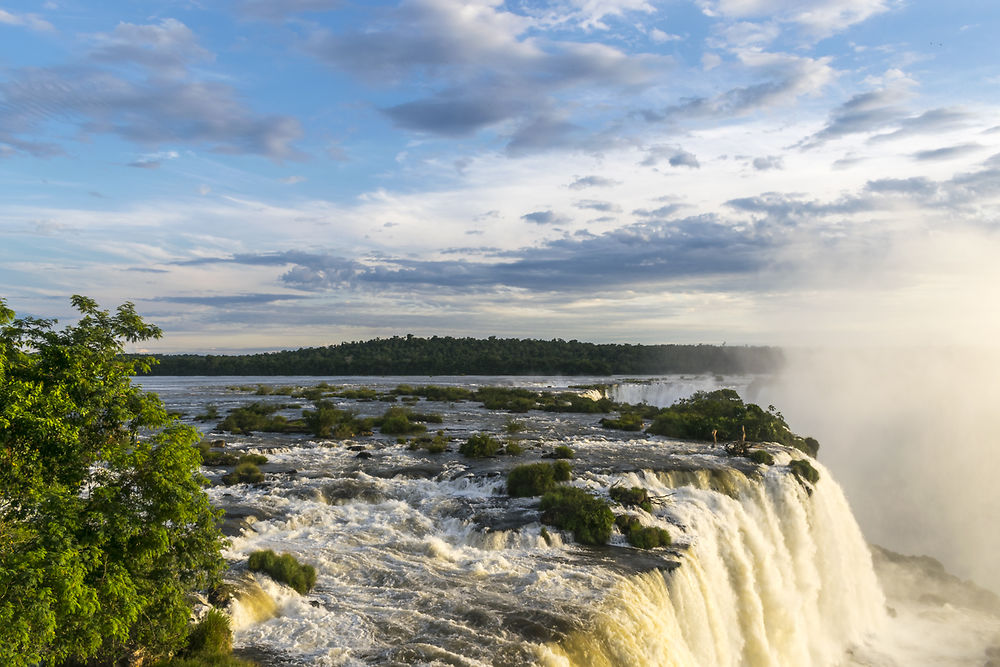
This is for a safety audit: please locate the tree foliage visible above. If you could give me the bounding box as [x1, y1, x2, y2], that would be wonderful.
[646, 389, 819, 456]
[0, 296, 225, 666]
[137, 337, 783, 376]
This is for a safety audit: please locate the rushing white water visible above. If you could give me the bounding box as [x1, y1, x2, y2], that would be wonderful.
[137, 376, 997, 666]
[540, 463, 886, 666]
[607, 375, 758, 409]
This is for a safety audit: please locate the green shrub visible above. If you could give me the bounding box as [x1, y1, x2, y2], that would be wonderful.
[609, 486, 653, 513]
[615, 516, 671, 549]
[303, 400, 372, 438]
[460, 433, 502, 457]
[411, 412, 444, 424]
[376, 407, 427, 435]
[504, 440, 525, 455]
[412, 431, 449, 453]
[599, 413, 644, 431]
[426, 440, 448, 454]
[185, 609, 232, 656]
[747, 449, 774, 465]
[294, 386, 326, 401]
[221, 462, 264, 486]
[552, 459, 572, 482]
[504, 419, 526, 434]
[198, 441, 239, 466]
[194, 404, 220, 422]
[645, 390, 818, 455]
[539, 486, 614, 545]
[507, 463, 557, 497]
[801, 437, 820, 457]
[238, 453, 268, 465]
[412, 385, 475, 402]
[552, 445, 574, 459]
[247, 550, 317, 595]
[476, 387, 539, 412]
[335, 388, 378, 400]
[218, 402, 304, 434]
[538, 392, 614, 414]
[789, 459, 820, 484]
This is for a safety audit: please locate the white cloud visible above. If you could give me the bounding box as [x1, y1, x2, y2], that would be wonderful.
[0, 8, 54, 32]
[649, 28, 682, 43]
[90, 18, 214, 78]
[698, 0, 893, 37]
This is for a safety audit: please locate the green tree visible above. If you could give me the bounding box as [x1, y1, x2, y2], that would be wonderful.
[0, 296, 226, 666]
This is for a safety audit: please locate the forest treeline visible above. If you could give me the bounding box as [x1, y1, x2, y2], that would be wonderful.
[136, 336, 784, 376]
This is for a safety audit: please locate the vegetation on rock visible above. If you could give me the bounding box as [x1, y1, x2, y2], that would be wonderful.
[539, 486, 615, 545]
[552, 460, 573, 482]
[507, 463, 559, 497]
[218, 402, 304, 435]
[408, 431, 450, 453]
[600, 412, 644, 431]
[615, 516, 671, 549]
[646, 389, 819, 456]
[503, 439, 526, 455]
[183, 609, 233, 657]
[247, 550, 317, 595]
[302, 400, 373, 439]
[222, 462, 265, 486]
[375, 406, 428, 435]
[609, 486, 654, 513]
[460, 433, 502, 458]
[552, 445, 575, 459]
[789, 459, 820, 485]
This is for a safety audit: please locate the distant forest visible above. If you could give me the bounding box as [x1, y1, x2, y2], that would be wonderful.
[137, 336, 784, 376]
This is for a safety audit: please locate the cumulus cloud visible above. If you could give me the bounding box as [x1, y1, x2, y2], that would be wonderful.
[869, 107, 975, 143]
[0, 8, 54, 32]
[506, 113, 585, 155]
[643, 52, 834, 122]
[89, 18, 213, 78]
[128, 150, 180, 169]
[529, 0, 657, 31]
[521, 210, 566, 225]
[0, 19, 304, 160]
[574, 199, 622, 213]
[697, 0, 893, 38]
[632, 203, 684, 219]
[187, 213, 776, 293]
[752, 155, 783, 170]
[305, 0, 658, 149]
[152, 293, 301, 306]
[568, 175, 621, 189]
[641, 145, 701, 168]
[801, 85, 912, 147]
[911, 143, 982, 162]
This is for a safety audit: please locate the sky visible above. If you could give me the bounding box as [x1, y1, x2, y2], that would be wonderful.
[1, 0, 999, 353]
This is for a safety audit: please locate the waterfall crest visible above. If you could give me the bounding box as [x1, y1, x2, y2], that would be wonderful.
[542, 464, 886, 666]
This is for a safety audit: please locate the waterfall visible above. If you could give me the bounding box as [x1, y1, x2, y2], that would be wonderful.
[540, 463, 886, 666]
[607, 376, 759, 409]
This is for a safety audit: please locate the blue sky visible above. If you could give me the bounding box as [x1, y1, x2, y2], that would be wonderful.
[1, 0, 998, 352]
